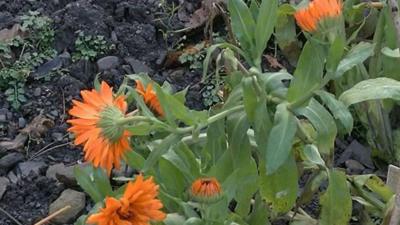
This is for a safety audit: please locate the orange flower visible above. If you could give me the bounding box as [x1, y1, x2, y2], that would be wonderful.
[68, 82, 131, 174]
[135, 80, 164, 117]
[190, 177, 222, 203]
[87, 175, 166, 225]
[294, 0, 342, 32]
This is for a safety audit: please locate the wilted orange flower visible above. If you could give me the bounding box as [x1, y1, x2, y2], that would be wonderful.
[294, 0, 342, 32]
[87, 175, 166, 225]
[135, 80, 164, 117]
[190, 177, 222, 203]
[68, 82, 131, 174]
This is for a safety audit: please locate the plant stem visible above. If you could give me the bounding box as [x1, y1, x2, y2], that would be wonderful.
[175, 105, 244, 134]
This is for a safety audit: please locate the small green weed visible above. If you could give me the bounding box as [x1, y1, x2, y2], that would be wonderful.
[0, 11, 56, 109]
[72, 31, 113, 61]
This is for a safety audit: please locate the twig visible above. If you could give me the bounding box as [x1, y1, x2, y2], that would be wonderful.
[29, 134, 69, 159]
[33, 205, 71, 225]
[0, 207, 23, 225]
[30, 142, 71, 160]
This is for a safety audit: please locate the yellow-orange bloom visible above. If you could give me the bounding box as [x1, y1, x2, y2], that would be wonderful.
[190, 177, 222, 203]
[68, 82, 131, 174]
[294, 0, 342, 32]
[87, 175, 166, 225]
[135, 80, 164, 117]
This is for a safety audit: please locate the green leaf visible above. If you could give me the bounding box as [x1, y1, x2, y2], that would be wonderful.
[143, 134, 182, 172]
[163, 214, 187, 225]
[159, 158, 187, 198]
[295, 99, 337, 156]
[163, 142, 200, 181]
[123, 150, 145, 169]
[339, 77, 400, 106]
[302, 144, 326, 167]
[242, 77, 258, 122]
[74, 165, 107, 203]
[246, 193, 271, 225]
[287, 41, 324, 104]
[265, 103, 297, 174]
[254, 0, 278, 63]
[254, 100, 272, 159]
[334, 42, 375, 79]
[92, 167, 113, 198]
[228, 0, 256, 53]
[260, 156, 298, 213]
[154, 85, 208, 126]
[320, 170, 352, 225]
[326, 36, 346, 74]
[316, 90, 353, 134]
[381, 47, 400, 58]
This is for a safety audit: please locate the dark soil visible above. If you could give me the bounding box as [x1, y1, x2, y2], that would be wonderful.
[0, 0, 382, 224]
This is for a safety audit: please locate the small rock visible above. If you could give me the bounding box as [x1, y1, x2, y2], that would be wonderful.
[18, 117, 26, 128]
[33, 87, 41, 97]
[33, 56, 63, 79]
[97, 56, 120, 71]
[124, 57, 153, 74]
[52, 132, 64, 141]
[345, 159, 365, 174]
[49, 189, 85, 224]
[17, 161, 47, 177]
[50, 110, 59, 117]
[0, 153, 24, 170]
[7, 171, 17, 183]
[0, 177, 9, 199]
[0, 114, 6, 123]
[46, 163, 76, 187]
[338, 140, 374, 169]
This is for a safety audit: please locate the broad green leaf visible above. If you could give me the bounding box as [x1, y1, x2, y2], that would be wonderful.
[254, 99, 272, 159]
[163, 142, 200, 181]
[242, 76, 259, 122]
[320, 170, 352, 225]
[183, 218, 203, 225]
[261, 71, 292, 98]
[302, 144, 326, 167]
[143, 134, 181, 172]
[339, 77, 400, 106]
[334, 42, 375, 79]
[287, 41, 324, 104]
[228, 0, 256, 54]
[254, 0, 278, 63]
[316, 90, 353, 134]
[154, 85, 208, 126]
[92, 167, 113, 198]
[124, 150, 145, 169]
[159, 158, 187, 198]
[265, 103, 297, 174]
[260, 156, 298, 213]
[74, 165, 106, 203]
[326, 36, 346, 74]
[162, 214, 187, 225]
[381, 47, 400, 58]
[249, 0, 259, 20]
[246, 194, 271, 225]
[295, 99, 337, 156]
[203, 119, 227, 168]
[353, 174, 394, 202]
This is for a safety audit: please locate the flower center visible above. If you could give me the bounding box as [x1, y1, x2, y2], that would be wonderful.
[98, 106, 125, 142]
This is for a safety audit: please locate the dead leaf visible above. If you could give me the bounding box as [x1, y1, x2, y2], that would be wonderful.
[184, 0, 225, 30]
[0, 24, 27, 42]
[0, 115, 54, 152]
[264, 54, 285, 69]
[21, 115, 55, 139]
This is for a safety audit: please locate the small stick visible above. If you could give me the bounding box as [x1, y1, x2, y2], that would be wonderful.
[0, 207, 23, 225]
[30, 142, 71, 160]
[33, 205, 71, 225]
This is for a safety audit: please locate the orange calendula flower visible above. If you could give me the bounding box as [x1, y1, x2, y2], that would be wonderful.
[67, 81, 131, 175]
[135, 80, 164, 117]
[87, 175, 166, 225]
[294, 0, 342, 32]
[190, 177, 222, 203]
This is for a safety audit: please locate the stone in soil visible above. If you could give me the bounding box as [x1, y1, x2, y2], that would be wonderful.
[46, 163, 77, 187]
[0, 152, 24, 175]
[97, 56, 121, 71]
[337, 140, 374, 169]
[345, 159, 365, 175]
[0, 177, 9, 199]
[49, 189, 86, 224]
[124, 57, 153, 74]
[17, 161, 47, 178]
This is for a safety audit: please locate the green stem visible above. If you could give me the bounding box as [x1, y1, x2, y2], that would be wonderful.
[175, 105, 244, 134]
[116, 116, 153, 125]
